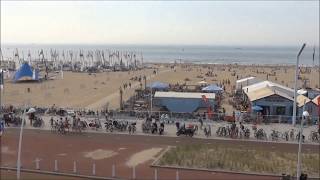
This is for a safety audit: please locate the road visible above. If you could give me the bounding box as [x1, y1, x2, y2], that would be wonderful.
[1, 128, 319, 180]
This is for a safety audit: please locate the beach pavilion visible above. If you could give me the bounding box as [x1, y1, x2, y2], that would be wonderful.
[297, 95, 318, 121]
[153, 91, 215, 113]
[244, 86, 294, 116]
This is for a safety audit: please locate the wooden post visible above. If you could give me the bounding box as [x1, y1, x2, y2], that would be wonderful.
[112, 164, 116, 177]
[35, 158, 40, 170]
[132, 166, 136, 180]
[176, 170, 179, 180]
[73, 161, 77, 173]
[144, 75, 146, 90]
[92, 163, 96, 176]
[54, 160, 58, 172]
[120, 87, 123, 110]
[154, 168, 158, 180]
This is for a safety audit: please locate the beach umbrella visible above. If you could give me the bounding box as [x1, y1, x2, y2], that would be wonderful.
[198, 80, 208, 85]
[202, 84, 224, 93]
[252, 105, 263, 111]
[147, 81, 169, 90]
[27, 108, 36, 114]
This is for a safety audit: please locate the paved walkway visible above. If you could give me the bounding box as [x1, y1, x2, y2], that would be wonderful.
[5, 115, 319, 145]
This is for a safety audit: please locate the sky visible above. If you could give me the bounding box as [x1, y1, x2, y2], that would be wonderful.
[1, 1, 319, 46]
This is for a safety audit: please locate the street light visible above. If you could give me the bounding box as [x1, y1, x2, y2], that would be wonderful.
[296, 99, 309, 179]
[17, 104, 28, 179]
[150, 87, 153, 113]
[292, 43, 306, 126]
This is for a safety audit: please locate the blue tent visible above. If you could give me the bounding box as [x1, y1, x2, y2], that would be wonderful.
[202, 84, 223, 93]
[147, 81, 169, 90]
[13, 63, 39, 82]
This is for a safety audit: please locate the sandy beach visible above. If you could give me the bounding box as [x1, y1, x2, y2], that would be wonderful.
[2, 64, 319, 112]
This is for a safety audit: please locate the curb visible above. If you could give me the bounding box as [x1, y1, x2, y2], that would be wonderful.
[6, 126, 320, 146]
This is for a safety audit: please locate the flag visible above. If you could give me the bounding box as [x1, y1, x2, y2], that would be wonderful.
[201, 95, 213, 118]
[313, 46, 315, 66]
[61, 67, 64, 79]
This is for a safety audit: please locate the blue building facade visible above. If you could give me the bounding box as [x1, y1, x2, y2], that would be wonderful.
[252, 94, 293, 116]
[153, 92, 215, 113]
[154, 97, 215, 113]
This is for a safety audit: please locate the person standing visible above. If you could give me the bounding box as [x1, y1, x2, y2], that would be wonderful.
[50, 117, 54, 127]
[175, 121, 180, 131]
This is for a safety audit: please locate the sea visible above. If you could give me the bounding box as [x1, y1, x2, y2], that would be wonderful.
[1, 44, 319, 66]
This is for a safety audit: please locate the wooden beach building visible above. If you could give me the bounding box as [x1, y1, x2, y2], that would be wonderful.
[245, 86, 293, 116]
[242, 79, 319, 120]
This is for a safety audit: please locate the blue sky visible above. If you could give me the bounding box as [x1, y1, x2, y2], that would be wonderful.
[1, 1, 319, 46]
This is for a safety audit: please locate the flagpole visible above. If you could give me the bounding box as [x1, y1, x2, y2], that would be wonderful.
[0, 69, 3, 179]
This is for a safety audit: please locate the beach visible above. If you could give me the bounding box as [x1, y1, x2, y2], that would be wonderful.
[2, 63, 319, 113]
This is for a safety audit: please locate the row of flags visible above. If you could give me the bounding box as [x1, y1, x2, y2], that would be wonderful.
[9, 48, 144, 70]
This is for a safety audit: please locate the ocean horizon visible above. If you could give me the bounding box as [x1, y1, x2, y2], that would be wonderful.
[1, 44, 319, 66]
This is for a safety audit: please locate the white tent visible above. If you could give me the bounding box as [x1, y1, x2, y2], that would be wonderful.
[27, 108, 36, 114]
[236, 77, 261, 90]
[297, 89, 307, 95]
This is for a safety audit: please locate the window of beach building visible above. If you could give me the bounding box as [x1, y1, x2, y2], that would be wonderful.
[275, 106, 286, 115]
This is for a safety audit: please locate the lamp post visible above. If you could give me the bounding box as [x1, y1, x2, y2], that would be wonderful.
[17, 103, 28, 179]
[296, 100, 309, 179]
[150, 87, 153, 113]
[292, 43, 306, 126]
